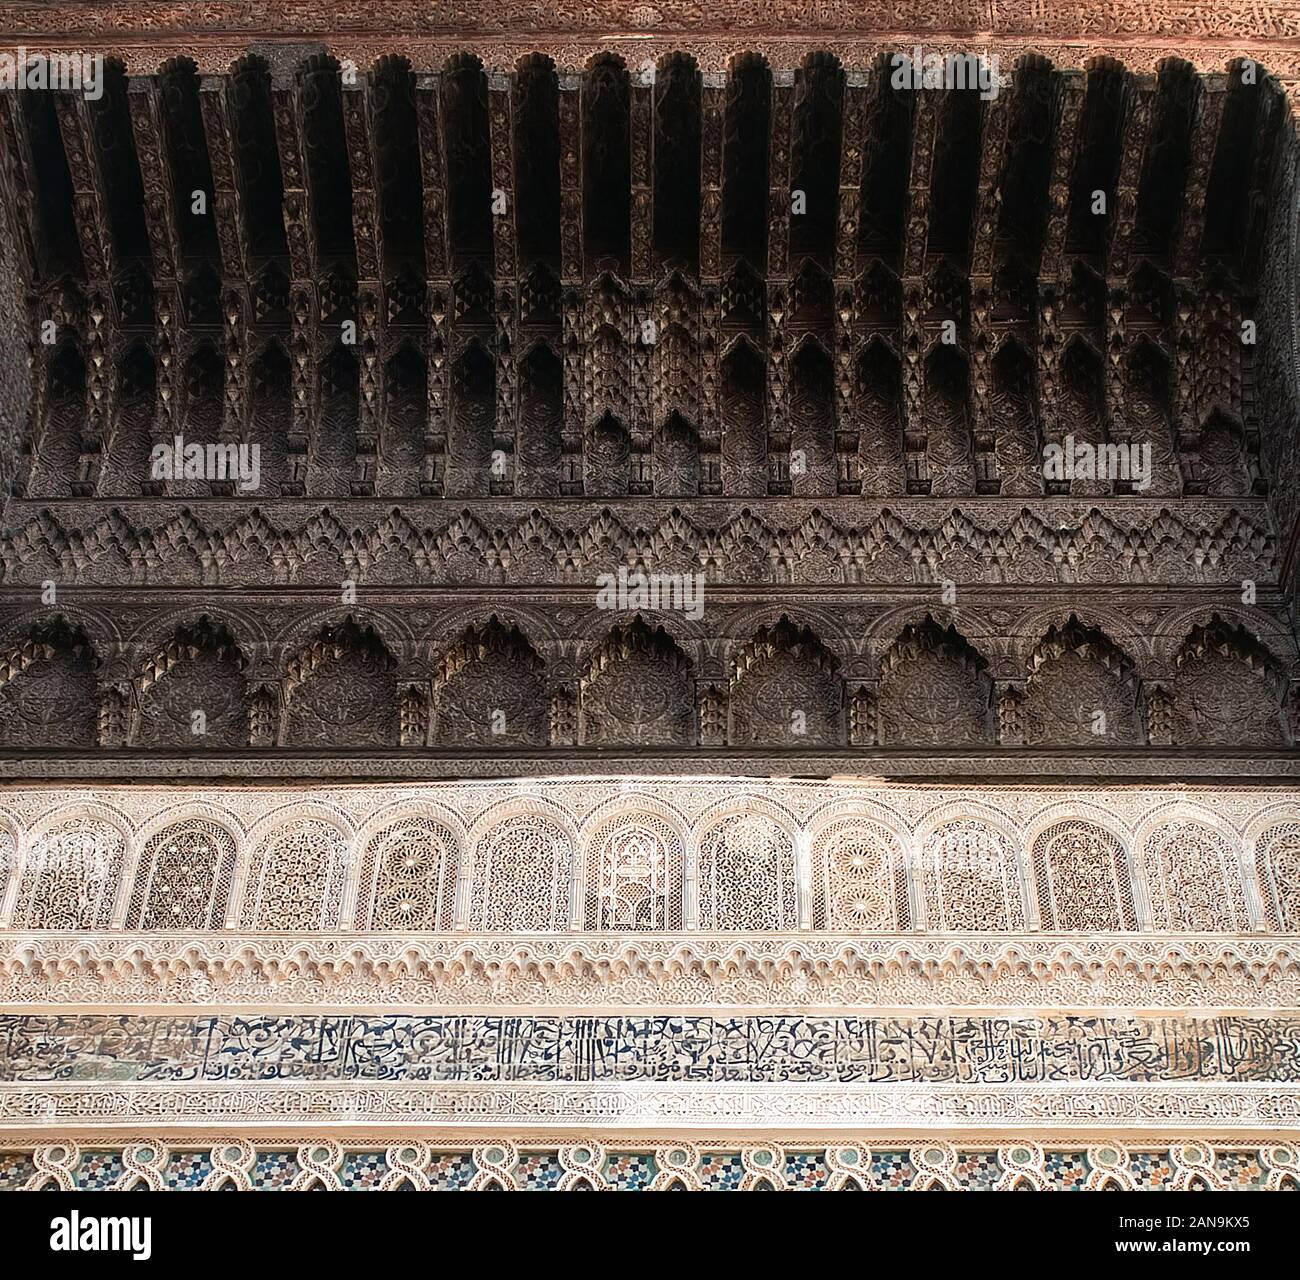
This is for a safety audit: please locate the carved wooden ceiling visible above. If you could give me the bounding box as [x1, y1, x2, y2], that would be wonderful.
[0, 11, 1297, 773]
[0, 51, 1290, 503]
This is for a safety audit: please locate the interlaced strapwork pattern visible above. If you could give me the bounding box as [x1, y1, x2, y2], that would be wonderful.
[584, 814, 684, 930]
[1031, 820, 1138, 931]
[812, 818, 908, 931]
[468, 815, 573, 931]
[0, 785, 1296, 935]
[358, 816, 459, 931]
[922, 820, 1026, 931]
[10, 818, 126, 930]
[1140, 820, 1249, 932]
[1256, 821, 1300, 932]
[696, 812, 798, 930]
[127, 819, 236, 930]
[239, 819, 350, 931]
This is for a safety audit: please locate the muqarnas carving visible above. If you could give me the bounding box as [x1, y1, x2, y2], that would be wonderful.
[877, 616, 991, 745]
[0, 619, 98, 749]
[729, 615, 841, 745]
[1022, 616, 1141, 745]
[579, 617, 694, 746]
[434, 617, 548, 746]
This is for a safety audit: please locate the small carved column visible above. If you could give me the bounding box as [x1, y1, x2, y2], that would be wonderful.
[849, 682, 877, 746]
[416, 73, 450, 496]
[696, 681, 726, 746]
[766, 70, 794, 493]
[996, 682, 1026, 746]
[246, 684, 278, 748]
[1171, 286, 1201, 492]
[1144, 682, 1174, 746]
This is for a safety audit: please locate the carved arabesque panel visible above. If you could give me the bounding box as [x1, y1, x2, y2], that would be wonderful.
[240, 818, 349, 931]
[579, 620, 694, 747]
[127, 818, 236, 930]
[434, 619, 547, 747]
[1031, 819, 1137, 931]
[922, 819, 1026, 931]
[696, 811, 798, 931]
[12, 817, 127, 930]
[357, 815, 459, 931]
[1172, 620, 1286, 747]
[1256, 821, 1300, 933]
[1022, 621, 1141, 746]
[583, 813, 684, 930]
[1140, 820, 1249, 932]
[812, 817, 908, 931]
[729, 617, 840, 746]
[283, 622, 397, 748]
[468, 815, 572, 931]
[136, 636, 248, 750]
[0, 631, 98, 750]
[877, 619, 989, 746]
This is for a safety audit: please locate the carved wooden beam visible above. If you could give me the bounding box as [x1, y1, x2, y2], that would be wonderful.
[415, 73, 450, 496]
[628, 66, 654, 484]
[766, 69, 794, 494]
[698, 71, 724, 493]
[53, 91, 116, 486]
[0, 93, 38, 285]
[557, 72, 584, 493]
[0, 92, 43, 497]
[1036, 72, 1084, 462]
[488, 70, 518, 495]
[1104, 76, 1156, 443]
[54, 92, 115, 288]
[342, 78, 383, 482]
[124, 78, 187, 488]
[1172, 74, 1226, 281]
[969, 90, 1010, 494]
[198, 78, 253, 450]
[969, 92, 1009, 279]
[198, 79, 249, 284]
[900, 89, 937, 493]
[1038, 71, 1085, 283]
[270, 72, 318, 494]
[127, 80, 181, 289]
[1105, 74, 1155, 281]
[629, 67, 653, 283]
[833, 72, 869, 495]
